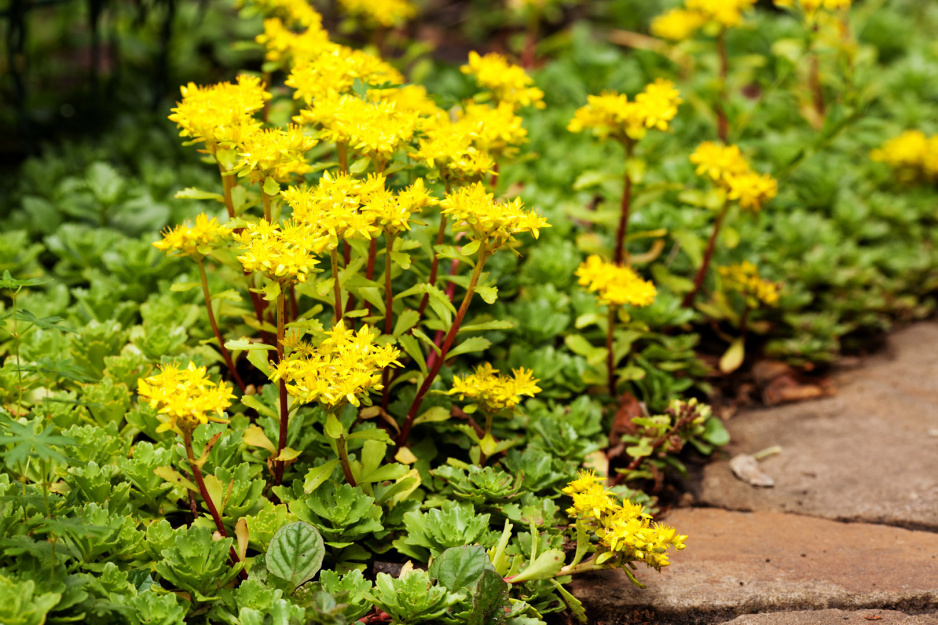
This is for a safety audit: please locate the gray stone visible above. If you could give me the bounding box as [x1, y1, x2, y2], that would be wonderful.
[571, 508, 938, 624]
[698, 322, 938, 530]
[723, 609, 938, 625]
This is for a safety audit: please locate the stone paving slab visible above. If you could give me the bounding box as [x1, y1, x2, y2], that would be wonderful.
[697, 322, 938, 530]
[571, 508, 938, 624]
[723, 609, 938, 625]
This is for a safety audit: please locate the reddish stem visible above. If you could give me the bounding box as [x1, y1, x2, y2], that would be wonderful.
[197, 259, 245, 393]
[183, 431, 248, 580]
[716, 28, 729, 143]
[397, 245, 489, 446]
[682, 201, 729, 309]
[273, 291, 289, 486]
[417, 216, 447, 319]
[613, 139, 635, 266]
[606, 305, 617, 397]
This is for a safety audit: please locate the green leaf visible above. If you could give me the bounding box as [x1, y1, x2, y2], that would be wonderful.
[429, 545, 490, 592]
[459, 320, 514, 333]
[346, 428, 392, 443]
[475, 286, 498, 305]
[392, 309, 421, 337]
[304, 460, 339, 494]
[398, 334, 427, 375]
[507, 549, 565, 583]
[324, 413, 344, 439]
[469, 569, 510, 625]
[263, 176, 281, 196]
[447, 337, 491, 358]
[413, 406, 450, 426]
[266, 521, 325, 591]
[247, 349, 270, 377]
[550, 579, 587, 623]
[174, 187, 225, 202]
[720, 337, 745, 374]
[242, 395, 278, 420]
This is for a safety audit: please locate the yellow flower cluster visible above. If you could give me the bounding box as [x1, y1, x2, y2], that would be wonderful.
[338, 0, 416, 28]
[457, 102, 529, 159]
[168, 76, 270, 149]
[368, 85, 440, 118]
[575, 255, 657, 308]
[871, 130, 938, 182]
[448, 363, 541, 413]
[298, 94, 419, 161]
[461, 51, 545, 110]
[690, 141, 778, 211]
[237, 126, 317, 185]
[439, 182, 549, 248]
[410, 117, 496, 181]
[287, 45, 403, 104]
[567, 79, 681, 142]
[236, 219, 320, 283]
[269, 321, 401, 407]
[652, 0, 756, 39]
[153, 213, 229, 257]
[284, 173, 436, 248]
[719, 261, 781, 306]
[564, 472, 687, 571]
[241, 0, 323, 29]
[137, 362, 235, 434]
[256, 18, 331, 67]
[774, 0, 852, 21]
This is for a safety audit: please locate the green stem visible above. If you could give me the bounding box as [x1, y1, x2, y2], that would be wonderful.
[197, 257, 245, 393]
[380, 231, 395, 409]
[336, 433, 357, 486]
[397, 243, 490, 446]
[219, 162, 236, 219]
[262, 192, 273, 224]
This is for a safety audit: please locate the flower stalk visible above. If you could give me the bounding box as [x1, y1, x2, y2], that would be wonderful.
[613, 139, 635, 265]
[273, 289, 289, 486]
[398, 243, 490, 446]
[716, 28, 730, 143]
[330, 248, 343, 324]
[682, 199, 730, 309]
[196, 257, 245, 393]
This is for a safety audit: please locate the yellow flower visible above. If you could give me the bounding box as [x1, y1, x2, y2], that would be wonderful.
[439, 182, 549, 248]
[153, 213, 229, 257]
[368, 85, 440, 118]
[236, 125, 317, 186]
[461, 51, 545, 110]
[298, 94, 418, 161]
[256, 18, 331, 67]
[595, 506, 685, 570]
[561, 470, 606, 495]
[410, 117, 497, 181]
[287, 45, 403, 104]
[269, 321, 401, 407]
[368, 179, 438, 234]
[282, 172, 386, 251]
[719, 261, 780, 306]
[774, 0, 852, 20]
[168, 76, 270, 149]
[236, 219, 320, 283]
[448, 363, 541, 413]
[565, 482, 618, 521]
[871, 130, 938, 181]
[457, 102, 528, 159]
[137, 362, 235, 434]
[239, 0, 323, 29]
[569, 80, 681, 142]
[575, 255, 657, 308]
[685, 0, 757, 28]
[689, 141, 751, 183]
[724, 171, 778, 211]
[651, 8, 707, 40]
[338, 0, 416, 27]
[568, 92, 645, 141]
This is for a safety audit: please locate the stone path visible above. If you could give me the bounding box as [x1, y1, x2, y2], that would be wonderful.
[572, 322, 938, 624]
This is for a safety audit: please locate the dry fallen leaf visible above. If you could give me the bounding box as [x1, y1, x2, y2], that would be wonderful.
[730, 454, 775, 487]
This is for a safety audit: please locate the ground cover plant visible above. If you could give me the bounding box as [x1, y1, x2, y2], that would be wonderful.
[2, 0, 938, 623]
